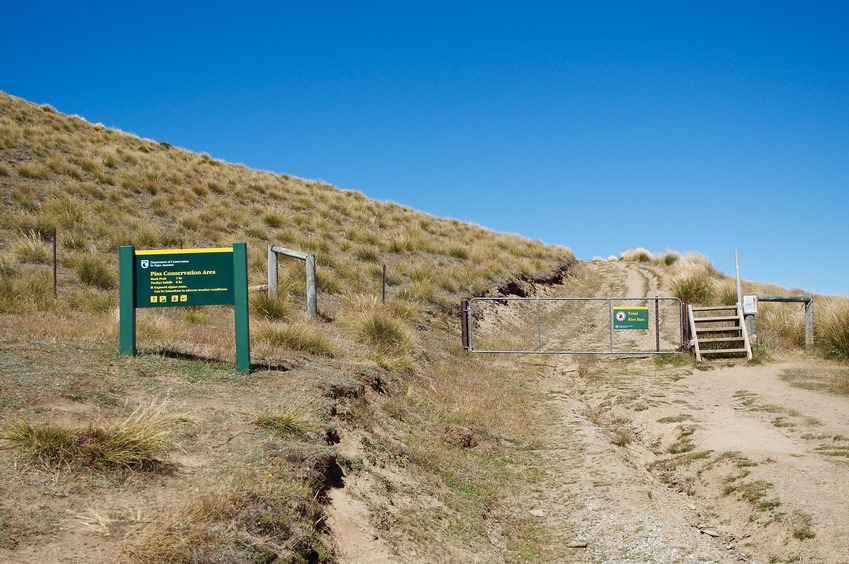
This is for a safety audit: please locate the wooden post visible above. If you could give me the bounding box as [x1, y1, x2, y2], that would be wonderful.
[305, 253, 317, 318]
[805, 299, 814, 349]
[757, 294, 814, 350]
[460, 300, 470, 350]
[267, 245, 317, 318]
[267, 245, 278, 299]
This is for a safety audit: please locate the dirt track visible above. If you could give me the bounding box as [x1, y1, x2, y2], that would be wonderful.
[513, 261, 849, 563]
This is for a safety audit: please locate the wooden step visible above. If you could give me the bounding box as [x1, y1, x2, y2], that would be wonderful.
[691, 306, 737, 312]
[700, 348, 749, 355]
[692, 315, 739, 323]
[694, 326, 742, 333]
[698, 337, 745, 344]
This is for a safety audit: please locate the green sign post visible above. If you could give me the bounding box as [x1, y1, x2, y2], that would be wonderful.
[119, 243, 251, 374]
[613, 306, 649, 330]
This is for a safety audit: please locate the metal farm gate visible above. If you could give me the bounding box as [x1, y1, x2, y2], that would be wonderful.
[461, 297, 684, 354]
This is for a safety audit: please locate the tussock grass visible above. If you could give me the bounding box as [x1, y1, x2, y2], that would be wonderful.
[669, 254, 721, 304]
[1, 401, 177, 469]
[818, 298, 849, 361]
[126, 476, 330, 563]
[253, 407, 309, 437]
[250, 292, 291, 320]
[74, 253, 118, 289]
[14, 231, 52, 264]
[620, 247, 653, 262]
[255, 321, 336, 357]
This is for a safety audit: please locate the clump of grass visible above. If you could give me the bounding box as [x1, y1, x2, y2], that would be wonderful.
[447, 246, 469, 260]
[17, 162, 51, 180]
[658, 414, 693, 424]
[667, 424, 697, 454]
[255, 321, 335, 356]
[355, 246, 380, 262]
[818, 298, 849, 361]
[262, 209, 287, 228]
[14, 231, 52, 264]
[126, 476, 330, 562]
[657, 251, 680, 266]
[74, 253, 117, 289]
[253, 407, 309, 437]
[790, 510, 816, 540]
[343, 294, 417, 372]
[669, 254, 721, 304]
[1, 401, 177, 469]
[620, 248, 653, 262]
[250, 292, 290, 321]
[0, 270, 54, 313]
[715, 278, 739, 306]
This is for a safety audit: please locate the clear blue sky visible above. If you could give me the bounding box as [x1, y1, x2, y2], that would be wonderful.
[2, 1, 847, 295]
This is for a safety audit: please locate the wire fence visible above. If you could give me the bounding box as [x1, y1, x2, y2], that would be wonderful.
[465, 296, 684, 354]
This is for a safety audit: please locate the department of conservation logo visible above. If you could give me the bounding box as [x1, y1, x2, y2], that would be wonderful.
[140, 260, 149, 269]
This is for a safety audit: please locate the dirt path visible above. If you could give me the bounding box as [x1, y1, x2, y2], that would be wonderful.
[324, 259, 849, 563]
[516, 261, 849, 563]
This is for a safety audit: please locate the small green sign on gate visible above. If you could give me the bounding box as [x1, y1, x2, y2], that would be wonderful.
[613, 306, 649, 330]
[119, 244, 251, 374]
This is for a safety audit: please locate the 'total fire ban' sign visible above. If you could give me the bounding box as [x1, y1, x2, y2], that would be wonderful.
[119, 244, 251, 374]
[613, 306, 649, 330]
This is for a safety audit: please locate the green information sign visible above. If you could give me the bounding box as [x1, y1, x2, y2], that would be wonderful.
[613, 306, 649, 330]
[119, 244, 251, 374]
[135, 248, 235, 307]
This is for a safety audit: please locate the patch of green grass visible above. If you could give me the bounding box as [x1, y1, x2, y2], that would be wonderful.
[772, 417, 795, 428]
[814, 444, 849, 458]
[781, 366, 849, 397]
[253, 407, 309, 437]
[658, 414, 693, 424]
[654, 353, 693, 368]
[667, 424, 697, 454]
[791, 511, 816, 540]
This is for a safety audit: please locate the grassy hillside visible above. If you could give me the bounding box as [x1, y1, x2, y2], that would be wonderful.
[0, 91, 576, 561]
[2, 91, 846, 562]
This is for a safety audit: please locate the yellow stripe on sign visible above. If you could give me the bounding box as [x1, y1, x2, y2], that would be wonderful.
[135, 248, 234, 255]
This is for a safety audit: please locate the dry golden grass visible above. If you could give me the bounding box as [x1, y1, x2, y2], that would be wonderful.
[1, 400, 178, 470]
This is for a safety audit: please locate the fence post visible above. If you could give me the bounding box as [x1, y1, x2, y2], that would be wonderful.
[655, 297, 660, 352]
[52, 227, 58, 298]
[460, 300, 470, 350]
[382, 264, 387, 304]
[267, 245, 278, 299]
[805, 299, 814, 349]
[305, 253, 317, 318]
